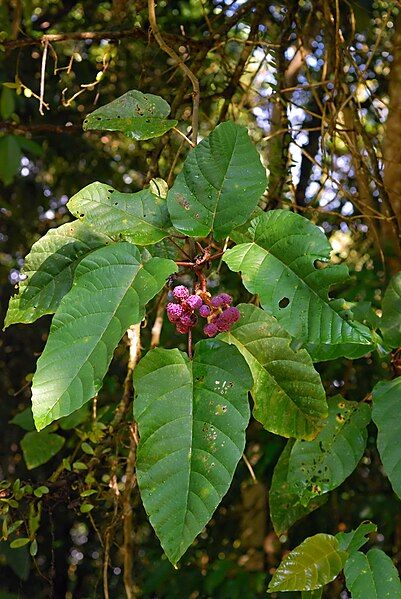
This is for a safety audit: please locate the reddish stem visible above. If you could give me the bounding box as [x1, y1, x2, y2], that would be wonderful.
[187, 328, 193, 359]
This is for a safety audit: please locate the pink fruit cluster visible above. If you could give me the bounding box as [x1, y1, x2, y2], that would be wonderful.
[167, 285, 240, 337]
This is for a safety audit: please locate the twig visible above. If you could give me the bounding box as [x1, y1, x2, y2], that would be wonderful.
[150, 291, 167, 348]
[187, 328, 193, 359]
[110, 324, 141, 432]
[242, 453, 257, 484]
[39, 41, 48, 115]
[122, 424, 139, 599]
[172, 126, 195, 148]
[148, 0, 200, 142]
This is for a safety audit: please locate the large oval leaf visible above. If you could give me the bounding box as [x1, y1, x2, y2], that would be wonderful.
[219, 304, 327, 439]
[268, 533, 347, 592]
[287, 396, 370, 505]
[134, 339, 252, 565]
[372, 377, 401, 499]
[4, 221, 109, 328]
[31, 243, 176, 430]
[269, 440, 327, 536]
[167, 121, 267, 240]
[83, 90, 177, 139]
[68, 182, 171, 245]
[381, 272, 401, 348]
[223, 210, 374, 361]
[344, 548, 401, 598]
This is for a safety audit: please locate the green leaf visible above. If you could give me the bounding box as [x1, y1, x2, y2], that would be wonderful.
[83, 90, 177, 139]
[68, 182, 171, 245]
[134, 339, 252, 565]
[10, 538, 30, 549]
[0, 86, 15, 119]
[344, 548, 401, 598]
[20, 431, 65, 469]
[31, 243, 176, 430]
[223, 210, 374, 361]
[287, 396, 371, 505]
[268, 533, 347, 592]
[219, 304, 327, 439]
[0, 135, 21, 186]
[269, 440, 327, 536]
[372, 377, 401, 499]
[9, 408, 35, 431]
[4, 221, 109, 328]
[167, 122, 266, 240]
[336, 521, 377, 554]
[381, 273, 401, 348]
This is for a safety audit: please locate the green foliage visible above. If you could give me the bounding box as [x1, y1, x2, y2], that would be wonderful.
[134, 339, 252, 565]
[68, 182, 171, 245]
[31, 243, 176, 430]
[83, 90, 177, 139]
[336, 521, 377, 553]
[219, 304, 327, 439]
[4, 221, 109, 327]
[269, 440, 327, 536]
[167, 122, 267, 239]
[372, 377, 401, 499]
[20, 431, 64, 469]
[223, 210, 374, 360]
[381, 272, 401, 347]
[344, 548, 401, 598]
[268, 533, 347, 592]
[286, 396, 371, 504]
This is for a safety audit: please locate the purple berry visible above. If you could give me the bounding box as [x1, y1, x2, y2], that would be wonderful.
[180, 314, 196, 328]
[211, 294, 225, 307]
[219, 306, 240, 324]
[204, 322, 219, 337]
[186, 294, 203, 310]
[199, 304, 211, 318]
[173, 285, 189, 300]
[167, 302, 183, 322]
[219, 293, 233, 305]
[215, 316, 232, 332]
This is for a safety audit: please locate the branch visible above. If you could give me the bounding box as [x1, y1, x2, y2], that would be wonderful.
[0, 122, 81, 134]
[148, 0, 200, 143]
[3, 27, 204, 51]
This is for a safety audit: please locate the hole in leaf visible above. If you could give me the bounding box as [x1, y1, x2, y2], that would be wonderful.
[278, 297, 290, 309]
[108, 189, 114, 193]
[313, 259, 326, 269]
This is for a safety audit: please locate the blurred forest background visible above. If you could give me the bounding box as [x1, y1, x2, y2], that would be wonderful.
[1, 0, 401, 597]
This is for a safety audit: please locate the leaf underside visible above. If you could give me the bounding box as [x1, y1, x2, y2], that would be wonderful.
[82, 90, 177, 139]
[268, 533, 347, 591]
[134, 339, 252, 565]
[219, 304, 327, 440]
[31, 242, 176, 430]
[287, 396, 371, 505]
[223, 210, 374, 361]
[167, 121, 267, 240]
[4, 221, 109, 328]
[68, 182, 171, 245]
